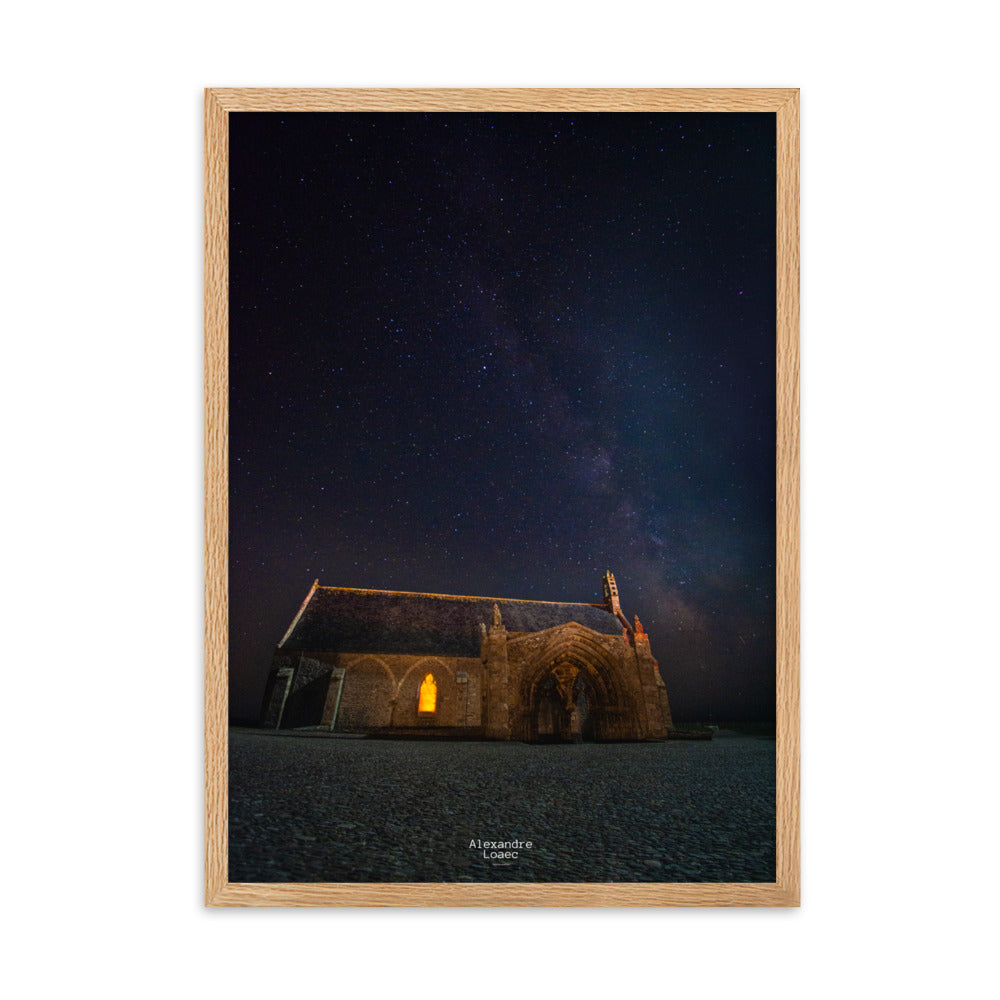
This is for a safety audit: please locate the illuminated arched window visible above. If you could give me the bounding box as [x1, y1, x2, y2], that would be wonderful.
[418, 673, 437, 713]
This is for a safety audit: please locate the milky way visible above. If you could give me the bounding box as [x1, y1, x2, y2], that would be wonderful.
[228, 112, 776, 722]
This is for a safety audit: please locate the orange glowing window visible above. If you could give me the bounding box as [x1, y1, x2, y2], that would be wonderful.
[418, 673, 437, 713]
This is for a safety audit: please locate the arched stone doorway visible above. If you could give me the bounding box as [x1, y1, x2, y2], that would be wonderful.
[531, 664, 599, 743]
[513, 625, 647, 742]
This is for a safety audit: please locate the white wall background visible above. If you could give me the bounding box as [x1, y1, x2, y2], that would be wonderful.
[3, 3, 997, 997]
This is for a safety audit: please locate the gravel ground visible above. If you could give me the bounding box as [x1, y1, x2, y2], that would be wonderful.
[229, 731, 776, 883]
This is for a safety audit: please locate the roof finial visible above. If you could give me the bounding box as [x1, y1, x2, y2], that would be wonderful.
[492, 603, 502, 627]
[602, 570, 621, 615]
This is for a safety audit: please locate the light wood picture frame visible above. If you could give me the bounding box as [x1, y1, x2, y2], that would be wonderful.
[205, 88, 799, 907]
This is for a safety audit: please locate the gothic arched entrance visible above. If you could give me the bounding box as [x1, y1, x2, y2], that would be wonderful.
[513, 624, 648, 743]
[531, 665, 600, 742]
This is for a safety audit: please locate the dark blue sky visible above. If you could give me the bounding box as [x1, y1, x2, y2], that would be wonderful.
[228, 112, 776, 722]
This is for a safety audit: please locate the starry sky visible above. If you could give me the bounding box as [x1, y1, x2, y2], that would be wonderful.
[228, 112, 776, 724]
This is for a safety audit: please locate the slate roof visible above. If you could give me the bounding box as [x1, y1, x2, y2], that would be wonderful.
[278, 585, 623, 657]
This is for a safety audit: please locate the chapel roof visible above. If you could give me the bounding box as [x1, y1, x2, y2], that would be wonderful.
[277, 583, 624, 657]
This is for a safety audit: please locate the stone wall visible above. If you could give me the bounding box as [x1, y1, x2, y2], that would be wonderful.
[261, 650, 483, 732]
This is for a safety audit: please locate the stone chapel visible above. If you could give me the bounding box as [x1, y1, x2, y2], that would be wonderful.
[260, 571, 673, 742]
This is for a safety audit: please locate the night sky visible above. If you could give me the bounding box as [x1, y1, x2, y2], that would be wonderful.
[228, 112, 776, 724]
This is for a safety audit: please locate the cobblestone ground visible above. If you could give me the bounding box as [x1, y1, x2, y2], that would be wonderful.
[229, 731, 776, 883]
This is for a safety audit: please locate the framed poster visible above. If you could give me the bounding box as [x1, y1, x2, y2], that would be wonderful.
[205, 88, 799, 906]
